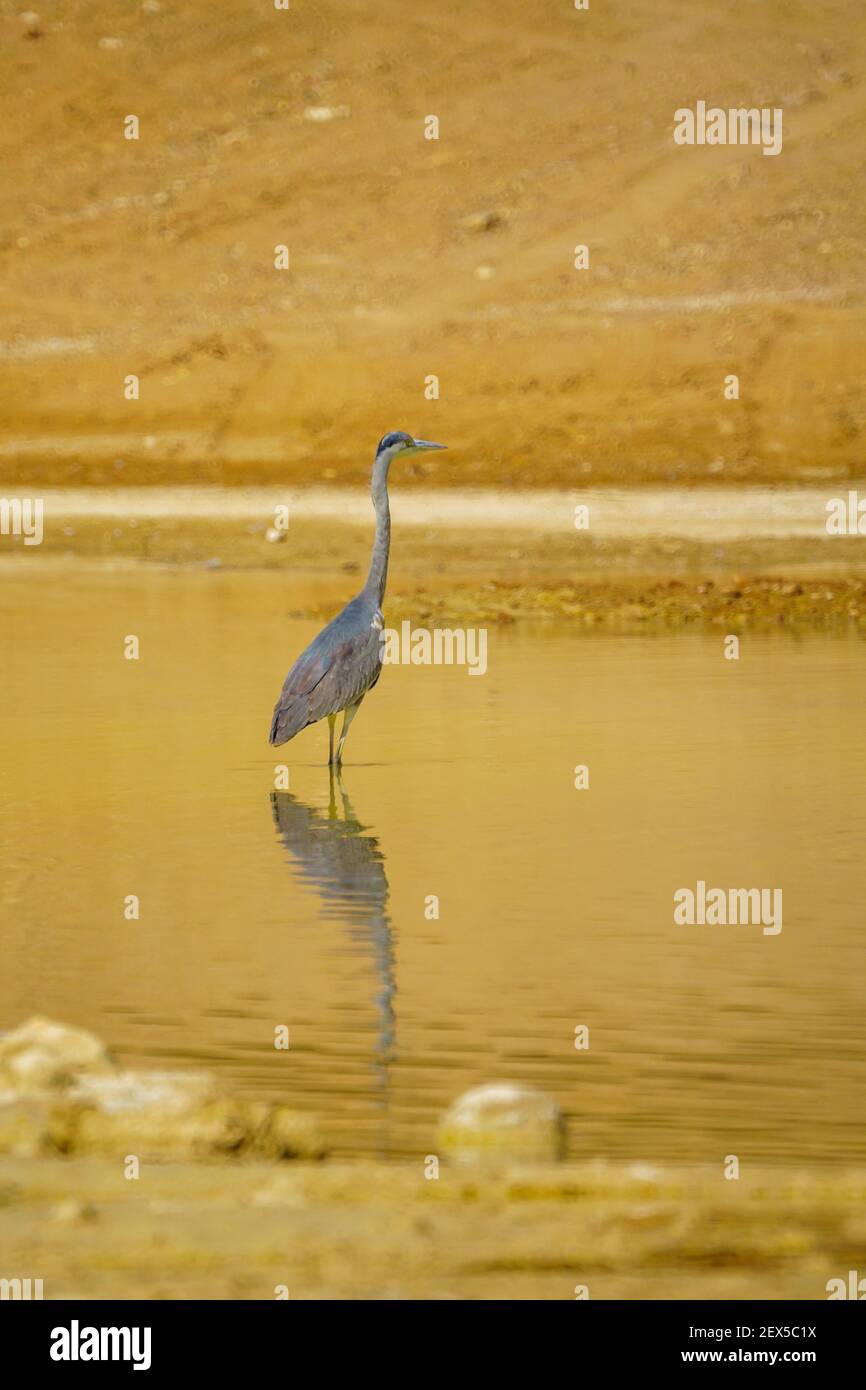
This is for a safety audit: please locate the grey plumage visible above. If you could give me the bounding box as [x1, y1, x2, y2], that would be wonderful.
[268, 598, 383, 745]
[268, 430, 446, 763]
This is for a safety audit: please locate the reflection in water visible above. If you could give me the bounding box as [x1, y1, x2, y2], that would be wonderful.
[5, 568, 866, 1164]
[270, 771, 395, 1145]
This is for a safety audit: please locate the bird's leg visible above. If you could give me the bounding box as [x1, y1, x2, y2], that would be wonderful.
[327, 762, 338, 818]
[327, 713, 337, 766]
[335, 698, 363, 765]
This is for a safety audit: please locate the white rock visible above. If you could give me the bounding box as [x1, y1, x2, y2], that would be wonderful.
[304, 105, 350, 123]
[0, 1017, 112, 1093]
[438, 1082, 564, 1166]
[69, 1069, 216, 1115]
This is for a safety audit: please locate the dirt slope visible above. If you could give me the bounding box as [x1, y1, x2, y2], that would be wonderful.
[0, 0, 864, 486]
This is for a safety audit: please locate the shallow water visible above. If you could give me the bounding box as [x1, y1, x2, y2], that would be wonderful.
[1, 568, 865, 1164]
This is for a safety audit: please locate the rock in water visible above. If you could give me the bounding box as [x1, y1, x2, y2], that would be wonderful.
[437, 1082, 564, 1166]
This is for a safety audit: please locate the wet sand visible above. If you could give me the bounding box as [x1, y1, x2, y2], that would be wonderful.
[19, 484, 866, 537]
[4, 485, 866, 629]
[3, 1155, 864, 1300]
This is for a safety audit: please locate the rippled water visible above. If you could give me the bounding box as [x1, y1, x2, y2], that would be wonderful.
[2, 568, 865, 1164]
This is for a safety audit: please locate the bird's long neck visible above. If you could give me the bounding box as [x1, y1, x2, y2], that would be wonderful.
[363, 456, 391, 608]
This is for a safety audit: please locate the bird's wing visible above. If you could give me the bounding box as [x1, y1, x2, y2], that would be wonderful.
[269, 615, 382, 745]
[279, 639, 333, 700]
[269, 635, 334, 744]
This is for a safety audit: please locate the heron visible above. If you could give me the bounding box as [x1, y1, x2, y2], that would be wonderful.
[269, 431, 446, 764]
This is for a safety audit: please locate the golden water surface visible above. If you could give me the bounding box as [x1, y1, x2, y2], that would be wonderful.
[2, 568, 865, 1164]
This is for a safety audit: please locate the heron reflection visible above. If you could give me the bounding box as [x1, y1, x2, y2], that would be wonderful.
[270, 770, 395, 1128]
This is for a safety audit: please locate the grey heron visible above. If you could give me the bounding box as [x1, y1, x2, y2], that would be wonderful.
[269, 431, 446, 763]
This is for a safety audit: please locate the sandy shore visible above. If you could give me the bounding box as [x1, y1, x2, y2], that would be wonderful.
[18, 484, 866, 538]
[4, 486, 866, 630]
[3, 1155, 863, 1301]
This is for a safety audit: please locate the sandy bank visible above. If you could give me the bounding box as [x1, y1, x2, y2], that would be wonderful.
[3, 1154, 863, 1301]
[3, 487, 866, 630]
[16, 484, 866, 540]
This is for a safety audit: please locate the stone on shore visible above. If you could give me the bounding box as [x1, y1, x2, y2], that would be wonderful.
[0, 1017, 324, 1162]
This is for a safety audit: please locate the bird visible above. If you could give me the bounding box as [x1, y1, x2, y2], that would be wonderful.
[269, 431, 446, 764]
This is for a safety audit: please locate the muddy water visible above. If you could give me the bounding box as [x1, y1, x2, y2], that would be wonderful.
[1, 567, 865, 1164]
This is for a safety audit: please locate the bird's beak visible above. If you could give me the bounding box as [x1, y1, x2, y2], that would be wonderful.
[409, 439, 446, 454]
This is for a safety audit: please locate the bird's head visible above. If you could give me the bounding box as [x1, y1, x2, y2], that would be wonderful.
[375, 431, 446, 464]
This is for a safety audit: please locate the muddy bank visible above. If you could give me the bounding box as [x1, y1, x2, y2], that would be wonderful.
[2, 1154, 864, 1300]
[0, 1018, 323, 1163]
[1, 0, 864, 486]
[8, 1020, 860, 1300]
[14, 484, 866, 536]
[4, 493, 866, 630]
